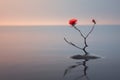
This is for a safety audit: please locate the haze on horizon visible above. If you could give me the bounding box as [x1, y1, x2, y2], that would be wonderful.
[0, 0, 120, 26]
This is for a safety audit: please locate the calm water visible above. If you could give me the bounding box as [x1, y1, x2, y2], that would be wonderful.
[0, 25, 120, 80]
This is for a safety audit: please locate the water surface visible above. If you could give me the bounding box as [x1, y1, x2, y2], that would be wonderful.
[0, 25, 120, 80]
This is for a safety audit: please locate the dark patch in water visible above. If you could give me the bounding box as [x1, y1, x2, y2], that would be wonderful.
[70, 54, 100, 60]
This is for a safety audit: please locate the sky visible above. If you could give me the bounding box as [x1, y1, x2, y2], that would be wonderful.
[0, 0, 120, 25]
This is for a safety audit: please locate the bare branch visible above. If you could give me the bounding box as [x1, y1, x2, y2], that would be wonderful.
[64, 23, 95, 55]
[73, 26, 85, 38]
[85, 24, 95, 38]
[64, 37, 82, 50]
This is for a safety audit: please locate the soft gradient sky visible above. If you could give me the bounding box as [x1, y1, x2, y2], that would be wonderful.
[0, 0, 120, 25]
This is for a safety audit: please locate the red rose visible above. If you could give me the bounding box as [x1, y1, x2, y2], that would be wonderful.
[92, 19, 96, 24]
[69, 19, 77, 26]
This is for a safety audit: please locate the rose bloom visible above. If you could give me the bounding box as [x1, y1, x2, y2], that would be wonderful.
[69, 19, 77, 26]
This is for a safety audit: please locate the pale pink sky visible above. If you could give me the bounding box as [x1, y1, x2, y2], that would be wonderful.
[0, 0, 120, 25]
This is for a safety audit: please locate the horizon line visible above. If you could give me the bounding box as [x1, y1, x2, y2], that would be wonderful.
[0, 24, 120, 27]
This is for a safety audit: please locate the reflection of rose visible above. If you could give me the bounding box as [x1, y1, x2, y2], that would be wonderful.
[92, 19, 96, 24]
[69, 19, 77, 26]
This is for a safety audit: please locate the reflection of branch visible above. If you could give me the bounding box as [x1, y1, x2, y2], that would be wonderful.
[63, 58, 89, 80]
[63, 62, 83, 77]
[64, 37, 82, 50]
[63, 49, 89, 77]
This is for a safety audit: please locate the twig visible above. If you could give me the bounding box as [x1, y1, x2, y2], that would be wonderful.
[85, 24, 95, 38]
[64, 37, 82, 50]
[73, 26, 85, 38]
